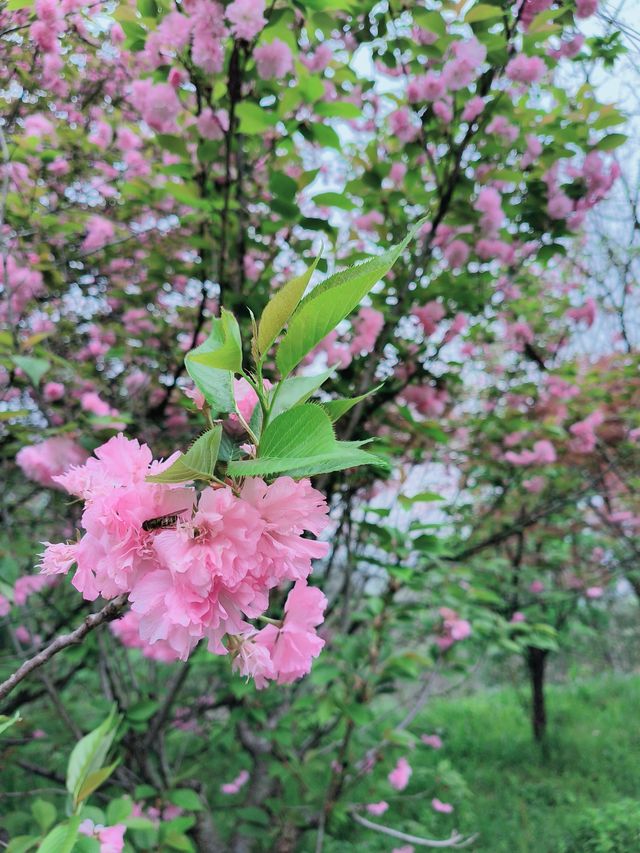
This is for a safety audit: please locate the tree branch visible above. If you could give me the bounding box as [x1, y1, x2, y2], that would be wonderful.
[351, 812, 478, 849]
[0, 595, 128, 705]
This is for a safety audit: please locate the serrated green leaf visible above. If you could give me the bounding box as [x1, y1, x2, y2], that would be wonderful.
[257, 257, 320, 356]
[146, 426, 222, 484]
[275, 220, 423, 378]
[268, 368, 334, 419]
[321, 385, 382, 422]
[227, 404, 388, 479]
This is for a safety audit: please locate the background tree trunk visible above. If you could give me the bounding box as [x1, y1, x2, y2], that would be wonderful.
[527, 646, 549, 742]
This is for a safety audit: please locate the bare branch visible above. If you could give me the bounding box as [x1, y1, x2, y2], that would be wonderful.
[351, 811, 478, 849]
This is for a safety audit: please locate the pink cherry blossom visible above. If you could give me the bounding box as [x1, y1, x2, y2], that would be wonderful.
[506, 54, 547, 84]
[569, 410, 604, 454]
[221, 769, 250, 794]
[462, 95, 485, 122]
[254, 39, 293, 79]
[82, 216, 115, 252]
[79, 819, 126, 853]
[586, 586, 603, 599]
[505, 440, 556, 466]
[249, 581, 327, 685]
[43, 381, 65, 402]
[413, 301, 445, 335]
[366, 801, 389, 815]
[130, 79, 182, 133]
[576, 0, 597, 17]
[226, 0, 266, 41]
[432, 798, 454, 813]
[350, 306, 384, 355]
[475, 187, 504, 235]
[16, 437, 89, 490]
[421, 734, 443, 749]
[388, 756, 412, 791]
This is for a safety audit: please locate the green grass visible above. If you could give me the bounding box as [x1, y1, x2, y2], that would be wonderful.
[419, 674, 640, 852]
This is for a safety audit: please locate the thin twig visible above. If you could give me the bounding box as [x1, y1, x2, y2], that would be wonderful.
[351, 812, 478, 849]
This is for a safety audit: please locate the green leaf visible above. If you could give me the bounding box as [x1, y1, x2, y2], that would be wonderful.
[0, 710, 21, 735]
[6, 837, 39, 853]
[189, 309, 242, 372]
[146, 426, 222, 484]
[137, 0, 158, 15]
[398, 491, 444, 509]
[66, 706, 119, 804]
[236, 102, 278, 134]
[412, 8, 446, 35]
[6, 0, 33, 8]
[314, 102, 361, 119]
[269, 369, 334, 419]
[31, 801, 56, 833]
[321, 385, 382, 422]
[106, 796, 133, 825]
[76, 760, 120, 804]
[37, 818, 81, 853]
[11, 356, 50, 385]
[185, 322, 236, 414]
[308, 123, 341, 150]
[275, 220, 423, 378]
[593, 133, 627, 151]
[257, 257, 320, 356]
[269, 172, 298, 201]
[465, 3, 504, 22]
[162, 832, 194, 852]
[311, 191, 356, 211]
[168, 789, 203, 811]
[226, 404, 388, 479]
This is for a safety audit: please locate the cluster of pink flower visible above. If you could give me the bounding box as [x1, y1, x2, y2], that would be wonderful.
[504, 439, 556, 467]
[436, 607, 472, 650]
[569, 410, 604, 454]
[79, 819, 126, 853]
[306, 305, 385, 367]
[16, 436, 89, 490]
[40, 435, 330, 686]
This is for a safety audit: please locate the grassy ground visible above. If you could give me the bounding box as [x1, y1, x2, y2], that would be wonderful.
[420, 674, 640, 852]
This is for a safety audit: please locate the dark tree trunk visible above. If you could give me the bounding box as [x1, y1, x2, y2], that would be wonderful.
[527, 646, 548, 742]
